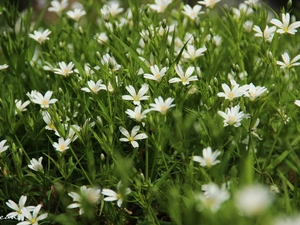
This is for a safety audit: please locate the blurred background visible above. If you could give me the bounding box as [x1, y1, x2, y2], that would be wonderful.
[5, 0, 300, 11]
[3, 0, 300, 18]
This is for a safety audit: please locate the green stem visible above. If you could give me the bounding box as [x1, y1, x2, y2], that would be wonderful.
[69, 146, 93, 185]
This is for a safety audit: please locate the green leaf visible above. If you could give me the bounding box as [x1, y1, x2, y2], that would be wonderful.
[266, 150, 291, 171]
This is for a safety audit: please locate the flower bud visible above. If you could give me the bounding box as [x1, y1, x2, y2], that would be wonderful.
[270, 184, 280, 194]
[97, 116, 103, 126]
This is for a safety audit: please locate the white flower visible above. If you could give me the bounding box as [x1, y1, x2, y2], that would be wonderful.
[54, 61, 75, 77]
[101, 5, 110, 21]
[101, 54, 121, 72]
[67, 185, 101, 215]
[108, 2, 124, 17]
[53, 137, 71, 152]
[94, 32, 108, 44]
[197, 0, 221, 8]
[15, 99, 30, 114]
[218, 105, 250, 127]
[196, 182, 230, 212]
[213, 35, 222, 46]
[42, 111, 57, 131]
[0, 64, 9, 70]
[232, 3, 253, 20]
[169, 65, 198, 85]
[29, 29, 51, 44]
[48, 0, 68, 14]
[253, 25, 276, 42]
[6, 196, 35, 221]
[55, 124, 81, 141]
[122, 84, 149, 105]
[102, 181, 131, 207]
[276, 52, 300, 69]
[42, 62, 54, 72]
[143, 65, 168, 82]
[119, 126, 147, 148]
[26, 90, 39, 102]
[273, 215, 300, 225]
[148, 0, 172, 13]
[182, 4, 203, 21]
[250, 118, 262, 140]
[0, 140, 9, 154]
[140, 30, 151, 43]
[149, 96, 175, 115]
[244, 83, 267, 101]
[74, 63, 100, 77]
[182, 45, 207, 61]
[125, 105, 150, 122]
[295, 100, 300, 107]
[235, 184, 273, 216]
[28, 157, 44, 172]
[18, 204, 48, 225]
[193, 147, 221, 167]
[81, 80, 107, 93]
[106, 76, 121, 93]
[66, 8, 86, 21]
[243, 20, 253, 32]
[217, 80, 248, 101]
[244, 0, 259, 7]
[30, 91, 58, 109]
[270, 13, 300, 35]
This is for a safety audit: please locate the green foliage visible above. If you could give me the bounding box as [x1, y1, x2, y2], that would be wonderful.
[0, 0, 300, 224]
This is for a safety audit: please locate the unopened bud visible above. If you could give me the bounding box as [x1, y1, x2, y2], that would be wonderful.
[97, 116, 103, 126]
[101, 153, 105, 161]
[59, 41, 65, 48]
[161, 19, 167, 29]
[79, 26, 83, 34]
[287, 0, 293, 9]
[101, 5, 110, 22]
[140, 173, 145, 182]
[96, 51, 101, 60]
[188, 85, 197, 95]
[267, 51, 273, 60]
[214, 77, 218, 85]
[270, 184, 280, 194]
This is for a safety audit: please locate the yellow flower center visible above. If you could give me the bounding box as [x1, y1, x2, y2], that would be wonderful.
[128, 137, 134, 142]
[49, 123, 56, 130]
[227, 116, 236, 125]
[91, 86, 98, 92]
[205, 158, 212, 167]
[135, 113, 142, 121]
[41, 99, 49, 107]
[59, 144, 66, 151]
[205, 197, 217, 208]
[249, 92, 256, 101]
[38, 36, 44, 43]
[63, 69, 70, 75]
[133, 96, 140, 101]
[160, 105, 168, 115]
[227, 92, 235, 100]
[117, 193, 122, 200]
[159, 5, 166, 12]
